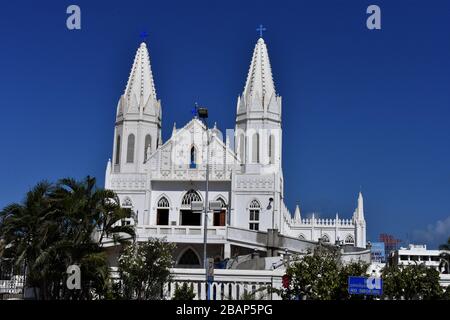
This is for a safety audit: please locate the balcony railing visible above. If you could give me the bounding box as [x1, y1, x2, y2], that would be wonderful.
[136, 225, 227, 242]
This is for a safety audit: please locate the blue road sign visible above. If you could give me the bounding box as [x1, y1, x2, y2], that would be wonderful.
[348, 276, 383, 296]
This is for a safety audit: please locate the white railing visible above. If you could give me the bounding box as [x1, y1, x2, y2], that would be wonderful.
[165, 268, 284, 300]
[0, 276, 24, 295]
[137, 226, 227, 242]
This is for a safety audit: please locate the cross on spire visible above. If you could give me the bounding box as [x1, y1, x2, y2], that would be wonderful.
[256, 24, 266, 38]
[191, 102, 199, 117]
[140, 31, 149, 42]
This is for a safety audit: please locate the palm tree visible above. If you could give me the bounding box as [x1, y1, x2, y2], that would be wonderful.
[0, 181, 58, 299]
[49, 176, 136, 299]
[0, 176, 135, 300]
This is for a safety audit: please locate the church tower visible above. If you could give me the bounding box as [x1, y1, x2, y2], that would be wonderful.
[231, 36, 285, 233]
[111, 42, 162, 174]
[353, 192, 367, 248]
[235, 37, 282, 174]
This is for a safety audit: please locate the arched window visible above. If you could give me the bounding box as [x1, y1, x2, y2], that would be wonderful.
[127, 134, 135, 163]
[321, 234, 330, 243]
[239, 134, 245, 163]
[345, 235, 355, 245]
[178, 248, 201, 266]
[181, 190, 202, 207]
[157, 196, 170, 208]
[213, 197, 227, 227]
[190, 146, 197, 169]
[121, 197, 133, 226]
[115, 135, 121, 164]
[249, 200, 260, 231]
[269, 134, 275, 164]
[298, 234, 306, 240]
[157, 196, 170, 225]
[252, 133, 259, 163]
[122, 197, 132, 207]
[180, 190, 202, 226]
[144, 134, 152, 161]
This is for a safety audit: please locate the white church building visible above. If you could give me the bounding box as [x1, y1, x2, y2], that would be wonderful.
[103, 36, 368, 271]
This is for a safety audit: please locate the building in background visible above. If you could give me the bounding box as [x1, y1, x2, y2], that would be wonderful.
[379, 233, 401, 257]
[389, 244, 450, 288]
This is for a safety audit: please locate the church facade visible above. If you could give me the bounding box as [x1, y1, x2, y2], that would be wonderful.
[104, 37, 367, 267]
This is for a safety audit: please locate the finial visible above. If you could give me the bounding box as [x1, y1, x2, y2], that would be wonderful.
[256, 24, 267, 38]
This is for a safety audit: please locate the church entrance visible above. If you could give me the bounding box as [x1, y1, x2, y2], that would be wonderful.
[180, 209, 201, 226]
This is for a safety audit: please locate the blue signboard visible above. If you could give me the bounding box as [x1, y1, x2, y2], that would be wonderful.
[370, 242, 386, 263]
[348, 276, 383, 296]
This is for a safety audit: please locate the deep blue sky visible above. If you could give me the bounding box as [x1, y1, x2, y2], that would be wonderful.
[1, 0, 449, 248]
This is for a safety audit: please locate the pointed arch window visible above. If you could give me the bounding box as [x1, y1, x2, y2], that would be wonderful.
[144, 134, 152, 161]
[321, 234, 330, 243]
[239, 134, 245, 163]
[190, 146, 197, 169]
[181, 190, 202, 207]
[252, 133, 260, 164]
[213, 197, 227, 227]
[127, 134, 135, 163]
[249, 200, 260, 230]
[269, 134, 275, 164]
[115, 135, 121, 164]
[121, 197, 133, 226]
[345, 235, 355, 245]
[180, 190, 202, 226]
[157, 196, 170, 225]
[178, 248, 201, 266]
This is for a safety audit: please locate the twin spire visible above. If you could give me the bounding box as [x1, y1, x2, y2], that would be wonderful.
[118, 42, 160, 118]
[237, 37, 281, 118]
[243, 38, 276, 104]
[124, 42, 157, 104]
[120, 36, 278, 119]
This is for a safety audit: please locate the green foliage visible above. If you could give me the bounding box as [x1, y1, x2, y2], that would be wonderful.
[239, 286, 268, 300]
[172, 282, 196, 300]
[0, 176, 134, 300]
[116, 238, 175, 300]
[281, 246, 369, 300]
[382, 264, 443, 300]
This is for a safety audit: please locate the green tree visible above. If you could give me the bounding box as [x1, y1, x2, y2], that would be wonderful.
[336, 261, 370, 300]
[172, 282, 196, 300]
[0, 176, 134, 300]
[116, 238, 175, 300]
[280, 246, 370, 300]
[382, 264, 442, 300]
[282, 246, 341, 300]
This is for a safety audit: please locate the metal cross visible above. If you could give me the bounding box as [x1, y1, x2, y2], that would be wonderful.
[256, 24, 266, 38]
[140, 31, 149, 42]
[191, 102, 199, 117]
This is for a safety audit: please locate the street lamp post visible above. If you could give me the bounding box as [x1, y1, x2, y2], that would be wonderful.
[197, 106, 210, 299]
